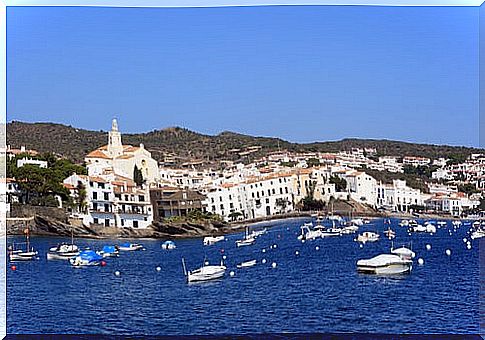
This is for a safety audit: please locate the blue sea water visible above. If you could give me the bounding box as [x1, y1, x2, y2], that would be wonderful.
[6, 218, 480, 335]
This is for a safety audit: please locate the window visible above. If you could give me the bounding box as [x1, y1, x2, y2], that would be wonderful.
[285, 187, 288, 194]
[220, 204, 224, 210]
[133, 221, 139, 228]
[121, 219, 124, 226]
[93, 203, 97, 211]
[272, 189, 275, 195]
[93, 218, 98, 224]
[93, 192, 97, 200]
[99, 183, 105, 189]
[139, 195, 145, 202]
[280, 188, 283, 194]
[211, 197, 214, 203]
[268, 189, 271, 196]
[266, 198, 269, 204]
[230, 203, 234, 209]
[104, 193, 109, 200]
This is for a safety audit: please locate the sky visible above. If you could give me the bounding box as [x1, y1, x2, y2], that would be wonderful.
[7, 5, 479, 147]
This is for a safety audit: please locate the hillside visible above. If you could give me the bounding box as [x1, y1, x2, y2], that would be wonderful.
[6, 121, 483, 166]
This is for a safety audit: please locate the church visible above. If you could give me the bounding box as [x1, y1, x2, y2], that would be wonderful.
[85, 119, 160, 185]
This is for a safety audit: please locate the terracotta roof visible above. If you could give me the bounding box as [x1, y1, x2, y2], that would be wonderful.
[89, 176, 108, 183]
[117, 154, 134, 159]
[86, 149, 110, 159]
[63, 183, 75, 190]
[123, 146, 139, 152]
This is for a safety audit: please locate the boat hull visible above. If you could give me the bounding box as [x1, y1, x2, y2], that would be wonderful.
[357, 263, 412, 275]
[47, 251, 80, 260]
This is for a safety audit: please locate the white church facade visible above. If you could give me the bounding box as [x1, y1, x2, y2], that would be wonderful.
[84, 119, 160, 185]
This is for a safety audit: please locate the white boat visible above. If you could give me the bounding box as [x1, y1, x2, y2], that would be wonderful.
[237, 259, 257, 268]
[161, 241, 176, 250]
[357, 254, 413, 275]
[341, 225, 359, 235]
[182, 258, 226, 283]
[437, 221, 447, 227]
[350, 218, 364, 226]
[249, 228, 267, 238]
[118, 243, 143, 251]
[399, 220, 410, 227]
[69, 250, 104, 267]
[96, 245, 119, 258]
[384, 227, 396, 239]
[391, 246, 416, 260]
[236, 227, 256, 247]
[425, 224, 437, 233]
[203, 236, 225, 246]
[356, 231, 379, 243]
[47, 244, 80, 260]
[410, 224, 427, 233]
[471, 229, 485, 240]
[9, 230, 38, 261]
[298, 224, 323, 240]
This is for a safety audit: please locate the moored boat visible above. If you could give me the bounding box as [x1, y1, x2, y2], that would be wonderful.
[161, 241, 176, 250]
[118, 243, 143, 251]
[203, 236, 225, 246]
[237, 259, 257, 268]
[355, 231, 379, 243]
[47, 244, 80, 260]
[357, 254, 413, 275]
[182, 258, 226, 283]
[69, 250, 104, 267]
[97, 245, 119, 258]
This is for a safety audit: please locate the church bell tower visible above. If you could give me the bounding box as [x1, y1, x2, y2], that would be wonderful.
[107, 118, 123, 157]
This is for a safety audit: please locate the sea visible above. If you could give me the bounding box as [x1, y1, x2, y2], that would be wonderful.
[6, 217, 481, 336]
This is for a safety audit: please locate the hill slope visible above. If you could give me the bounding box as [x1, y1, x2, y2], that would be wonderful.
[6, 121, 483, 165]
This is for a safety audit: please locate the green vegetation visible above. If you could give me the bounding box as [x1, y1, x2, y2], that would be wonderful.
[298, 196, 325, 211]
[457, 183, 479, 196]
[403, 165, 438, 178]
[7, 152, 86, 207]
[306, 158, 320, 167]
[329, 175, 347, 192]
[133, 165, 144, 186]
[362, 168, 430, 193]
[7, 121, 482, 166]
[164, 209, 224, 223]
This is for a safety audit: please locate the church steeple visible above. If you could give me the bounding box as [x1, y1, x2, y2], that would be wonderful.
[107, 118, 123, 157]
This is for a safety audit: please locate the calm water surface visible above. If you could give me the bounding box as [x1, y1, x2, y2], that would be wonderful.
[7, 218, 480, 335]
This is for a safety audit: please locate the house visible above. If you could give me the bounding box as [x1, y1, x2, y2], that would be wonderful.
[150, 186, 206, 220]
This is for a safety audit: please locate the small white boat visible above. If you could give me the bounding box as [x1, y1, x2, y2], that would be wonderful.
[384, 227, 396, 239]
[391, 246, 416, 260]
[237, 259, 257, 268]
[399, 220, 410, 227]
[69, 250, 104, 267]
[410, 224, 427, 233]
[341, 225, 359, 235]
[182, 258, 226, 283]
[236, 227, 256, 247]
[203, 236, 225, 246]
[350, 218, 364, 226]
[47, 244, 80, 260]
[9, 231, 38, 261]
[118, 243, 143, 251]
[437, 221, 447, 227]
[425, 224, 437, 233]
[161, 241, 176, 250]
[356, 231, 379, 243]
[249, 228, 267, 238]
[357, 254, 413, 275]
[96, 245, 119, 258]
[298, 224, 323, 241]
[471, 229, 485, 240]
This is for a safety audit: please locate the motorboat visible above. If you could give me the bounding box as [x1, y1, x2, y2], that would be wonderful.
[391, 246, 416, 260]
[203, 236, 225, 246]
[118, 243, 143, 251]
[249, 228, 267, 238]
[182, 258, 226, 283]
[8, 230, 38, 261]
[409, 224, 427, 233]
[425, 223, 437, 233]
[350, 218, 364, 226]
[47, 243, 80, 260]
[298, 224, 323, 241]
[384, 227, 396, 239]
[97, 245, 119, 258]
[161, 241, 176, 250]
[69, 250, 104, 267]
[437, 221, 447, 227]
[355, 231, 379, 243]
[236, 227, 256, 247]
[399, 220, 410, 227]
[237, 259, 257, 268]
[341, 225, 359, 235]
[357, 254, 413, 275]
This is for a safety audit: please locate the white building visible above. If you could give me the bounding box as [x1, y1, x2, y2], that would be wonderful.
[85, 119, 159, 184]
[17, 158, 48, 168]
[344, 171, 377, 207]
[376, 180, 425, 212]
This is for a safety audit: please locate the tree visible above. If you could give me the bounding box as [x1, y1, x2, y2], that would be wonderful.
[275, 198, 289, 213]
[299, 196, 325, 211]
[228, 211, 243, 221]
[306, 158, 320, 167]
[133, 165, 144, 187]
[329, 175, 347, 192]
[76, 182, 87, 213]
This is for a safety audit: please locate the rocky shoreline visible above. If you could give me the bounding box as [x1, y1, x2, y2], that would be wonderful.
[6, 204, 461, 240]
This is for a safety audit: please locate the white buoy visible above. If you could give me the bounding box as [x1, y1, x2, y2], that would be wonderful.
[301, 239, 306, 244]
[269, 245, 273, 250]
[229, 271, 235, 277]
[205, 261, 209, 265]
[359, 244, 363, 249]
[315, 246, 320, 251]
[156, 266, 161, 272]
[426, 244, 431, 251]
[262, 259, 267, 264]
[114, 271, 121, 277]
[223, 255, 227, 260]
[295, 251, 299, 256]
[271, 262, 277, 268]
[418, 258, 424, 265]
[446, 249, 451, 256]
[467, 244, 472, 250]
[463, 238, 467, 243]
[262, 249, 266, 253]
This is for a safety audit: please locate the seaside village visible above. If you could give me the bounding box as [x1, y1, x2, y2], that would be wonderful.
[3, 119, 484, 232]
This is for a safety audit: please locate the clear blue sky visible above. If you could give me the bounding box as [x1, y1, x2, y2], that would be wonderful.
[7, 5, 479, 146]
